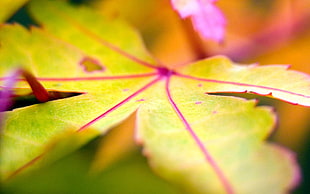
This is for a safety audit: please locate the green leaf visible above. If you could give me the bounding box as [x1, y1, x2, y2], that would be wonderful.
[136, 81, 298, 193]
[1, 148, 180, 194]
[178, 58, 310, 106]
[1, 0, 309, 193]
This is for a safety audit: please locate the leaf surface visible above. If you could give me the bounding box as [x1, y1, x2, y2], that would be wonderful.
[136, 79, 299, 193]
[0, 0, 309, 193]
[177, 58, 310, 106]
[0, 0, 29, 22]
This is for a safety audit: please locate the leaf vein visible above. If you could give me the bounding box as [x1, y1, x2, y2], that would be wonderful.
[46, 4, 158, 70]
[77, 76, 162, 132]
[175, 73, 310, 98]
[165, 75, 234, 194]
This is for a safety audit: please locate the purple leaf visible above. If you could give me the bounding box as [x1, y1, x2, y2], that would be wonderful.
[171, 0, 226, 42]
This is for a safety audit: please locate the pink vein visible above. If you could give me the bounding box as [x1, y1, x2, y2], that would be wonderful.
[165, 75, 234, 194]
[36, 72, 158, 81]
[77, 76, 162, 132]
[175, 73, 310, 98]
[8, 154, 44, 179]
[0, 72, 157, 82]
[51, 6, 158, 70]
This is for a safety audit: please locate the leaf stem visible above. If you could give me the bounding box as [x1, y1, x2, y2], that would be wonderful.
[0, 69, 51, 109]
[21, 70, 50, 103]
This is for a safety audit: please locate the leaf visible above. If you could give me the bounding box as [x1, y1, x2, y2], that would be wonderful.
[0, 0, 309, 193]
[136, 81, 299, 193]
[171, 0, 226, 42]
[0, 0, 29, 22]
[177, 58, 310, 106]
[253, 31, 310, 150]
[90, 113, 137, 173]
[0, 69, 21, 113]
[1, 146, 180, 194]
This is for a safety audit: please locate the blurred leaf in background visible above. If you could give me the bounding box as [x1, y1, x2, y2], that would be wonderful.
[1, 137, 180, 194]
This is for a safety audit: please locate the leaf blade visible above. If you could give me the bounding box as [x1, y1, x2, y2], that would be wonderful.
[136, 77, 299, 193]
[176, 56, 310, 106]
[28, 0, 158, 73]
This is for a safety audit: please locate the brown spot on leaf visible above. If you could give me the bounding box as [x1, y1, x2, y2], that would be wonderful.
[79, 57, 105, 73]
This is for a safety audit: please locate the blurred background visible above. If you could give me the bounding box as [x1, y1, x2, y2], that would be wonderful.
[1, 0, 309, 193]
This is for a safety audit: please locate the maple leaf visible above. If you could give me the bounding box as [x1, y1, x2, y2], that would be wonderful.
[0, 0, 309, 193]
[171, 0, 226, 42]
